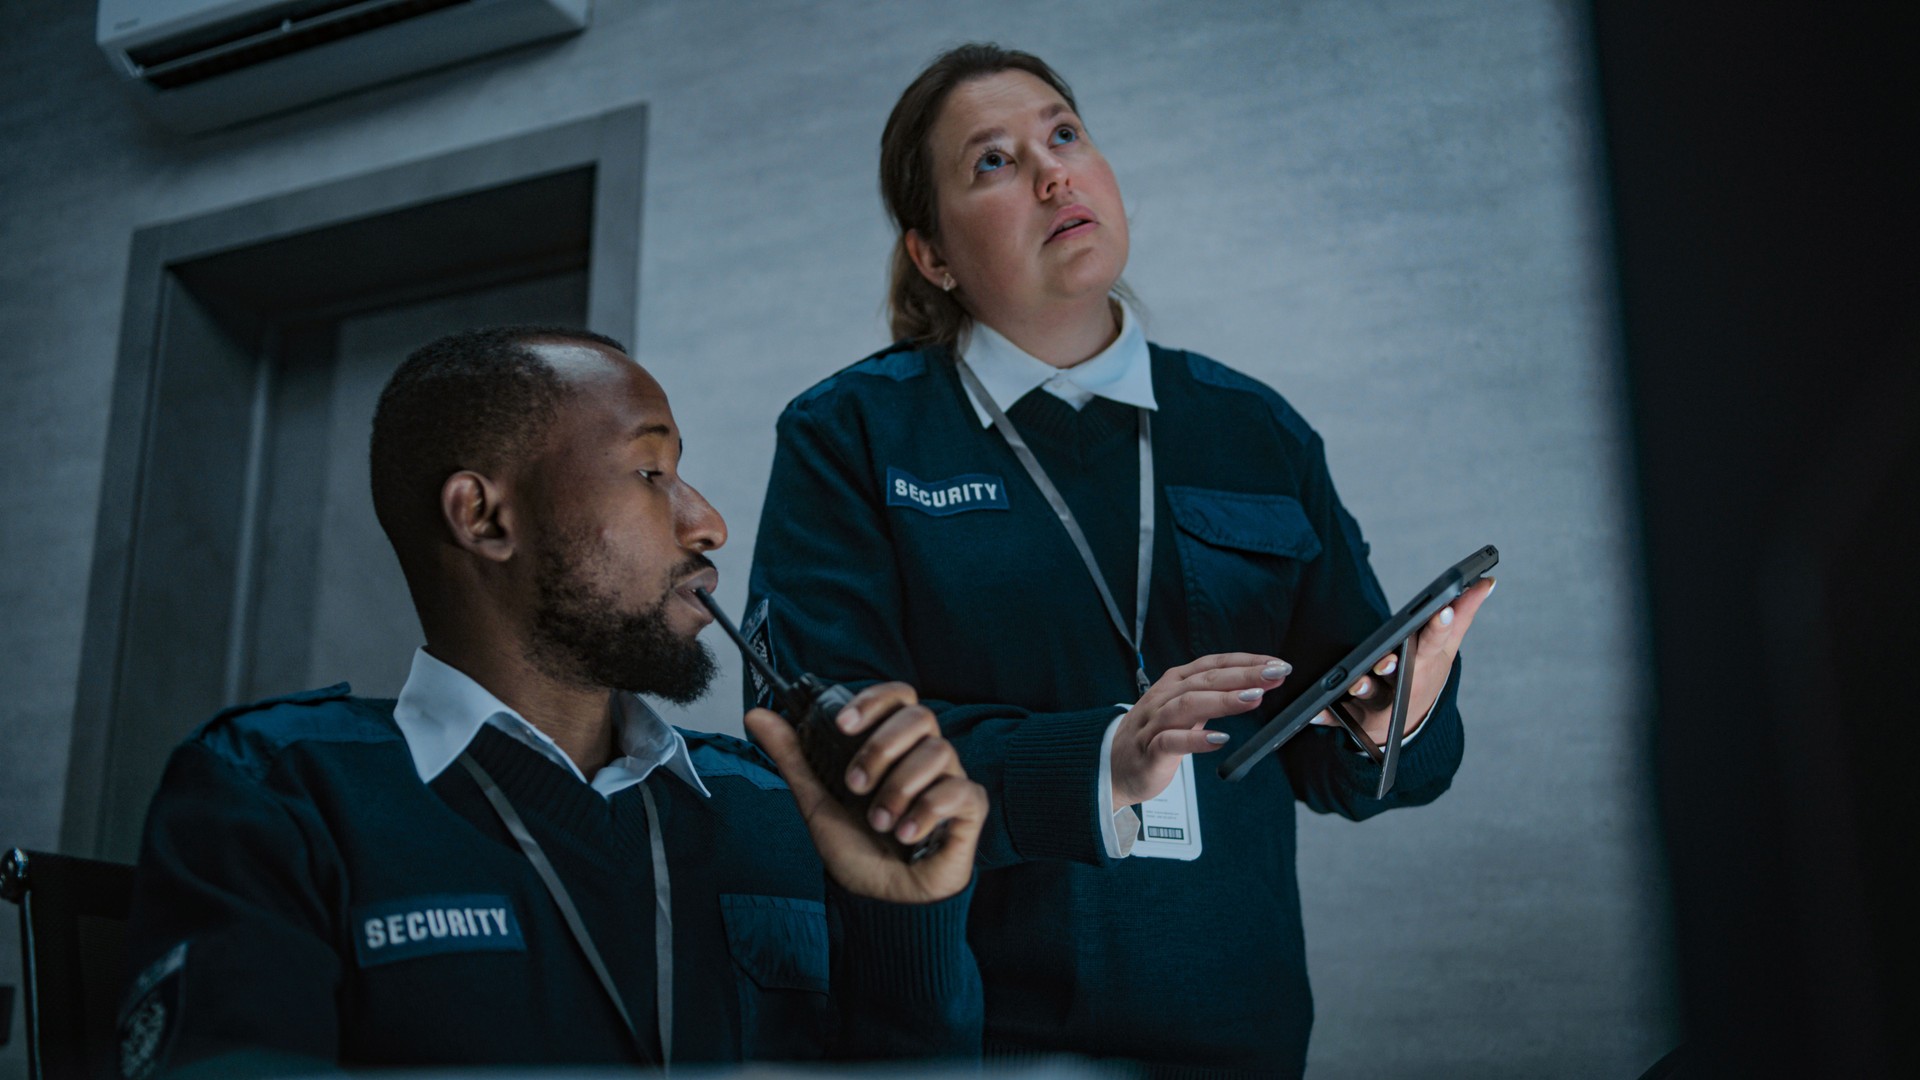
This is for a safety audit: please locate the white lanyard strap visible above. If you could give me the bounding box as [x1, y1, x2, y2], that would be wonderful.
[457, 752, 673, 1069]
[639, 781, 673, 1066]
[955, 358, 1155, 697]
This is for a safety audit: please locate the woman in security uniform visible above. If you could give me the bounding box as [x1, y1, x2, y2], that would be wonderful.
[744, 43, 1495, 1079]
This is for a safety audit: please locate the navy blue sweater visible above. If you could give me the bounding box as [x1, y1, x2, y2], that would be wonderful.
[119, 686, 981, 1074]
[745, 343, 1465, 1078]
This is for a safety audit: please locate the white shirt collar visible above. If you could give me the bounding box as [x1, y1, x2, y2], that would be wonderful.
[392, 647, 711, 800]
[959, 300, 1156, 426]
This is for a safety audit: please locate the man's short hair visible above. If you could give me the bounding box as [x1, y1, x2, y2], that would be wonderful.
[368, 324, 627, 555]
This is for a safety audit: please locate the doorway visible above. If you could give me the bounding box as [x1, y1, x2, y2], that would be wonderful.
[245, 271, 588, 704]
[64, 107, 646, 862]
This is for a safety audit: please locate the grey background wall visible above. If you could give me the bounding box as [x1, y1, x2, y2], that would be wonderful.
[0, 1, 1669, 1077]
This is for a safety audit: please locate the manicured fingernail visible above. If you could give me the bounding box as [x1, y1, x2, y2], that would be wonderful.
[848, 767, 869, 792]
[1261, 662, 1291, 680]
[1439, 606, 1455, 627]
[1485, 577, 1497, 596]
[1205, 731, 1230, 745]
[1378, 655, 1397, 676]
[868, 806, 892, 831]
[897, 819, 920, 841]
[837, 706, 860, 732]
[1352, 680, 1371, 698]
[1238, 687, 1264, 702]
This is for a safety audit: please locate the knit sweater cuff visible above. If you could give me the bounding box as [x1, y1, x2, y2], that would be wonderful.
[1339, 694, 1464, 794]
[1002, 705, 1128, 865]
[828, 875, 976, 1002]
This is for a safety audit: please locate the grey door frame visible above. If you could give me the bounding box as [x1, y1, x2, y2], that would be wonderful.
[62, 105, 646, 857]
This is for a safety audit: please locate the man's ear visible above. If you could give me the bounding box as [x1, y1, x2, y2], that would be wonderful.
[440, 470, 515, 562]
[903, 228, 952, 289]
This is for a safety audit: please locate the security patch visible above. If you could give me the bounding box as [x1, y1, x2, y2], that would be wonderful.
[351, 894, 525, 968]
[885, 468, 1010, 516]
[740, 599, 776, 709]
[119, 941, 186, 1080]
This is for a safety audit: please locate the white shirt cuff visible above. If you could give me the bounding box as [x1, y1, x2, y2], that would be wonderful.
[1096, 711, 1139, 859]
[1344, 694, 1439, 755]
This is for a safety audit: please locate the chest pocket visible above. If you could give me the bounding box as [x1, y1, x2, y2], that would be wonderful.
[1167, 487, 1322, 657]
[720, 894, 832, 1060]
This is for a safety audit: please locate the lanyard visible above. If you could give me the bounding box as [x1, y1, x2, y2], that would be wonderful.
[955, 357, 1155, 697]
[457, 752, 674, 1069]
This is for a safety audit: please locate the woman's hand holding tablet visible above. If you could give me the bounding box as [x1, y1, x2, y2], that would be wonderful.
[1218, 545, 1501, 787]
[1308, 575, 1496, 746]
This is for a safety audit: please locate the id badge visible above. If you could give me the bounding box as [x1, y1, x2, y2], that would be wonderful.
[1131, 752, 1203, 860]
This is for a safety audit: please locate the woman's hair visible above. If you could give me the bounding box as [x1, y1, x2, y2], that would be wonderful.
[880, 43, 1131, 348]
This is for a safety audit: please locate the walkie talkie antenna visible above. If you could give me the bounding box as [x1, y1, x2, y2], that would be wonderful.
[691, 587, 795, 698]
[693, 587, 948, 863]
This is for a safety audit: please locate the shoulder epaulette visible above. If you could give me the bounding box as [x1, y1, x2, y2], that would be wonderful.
[682, 729, 788, 791]
[857, 339, 921, 365]
[789, 342, 933, 410]
[1179, 348, 1316, 447]
[208, 683, 354, 724]
[194, 685, 399, 778]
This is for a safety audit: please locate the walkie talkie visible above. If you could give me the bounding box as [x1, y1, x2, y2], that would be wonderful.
[693, 588, 949, 863]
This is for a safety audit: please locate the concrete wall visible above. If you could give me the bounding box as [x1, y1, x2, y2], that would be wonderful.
[0, 1, 1671, 1076]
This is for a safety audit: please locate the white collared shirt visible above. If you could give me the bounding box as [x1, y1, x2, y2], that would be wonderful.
[960, 300, 1156, 426]
[392, 647, 711, 800]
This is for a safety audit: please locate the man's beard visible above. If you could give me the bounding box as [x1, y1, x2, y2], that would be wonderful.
[526, 535, 717, 705]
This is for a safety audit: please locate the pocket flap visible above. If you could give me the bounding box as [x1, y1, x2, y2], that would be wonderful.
[720, 894, 829, 993]
[1166, 487, 1322, 561]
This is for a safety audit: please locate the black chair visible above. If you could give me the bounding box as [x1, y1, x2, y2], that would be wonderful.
[1, 848, 138, 1080]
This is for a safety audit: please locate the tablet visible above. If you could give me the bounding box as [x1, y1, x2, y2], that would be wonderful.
[1216, 544, 1499, 785]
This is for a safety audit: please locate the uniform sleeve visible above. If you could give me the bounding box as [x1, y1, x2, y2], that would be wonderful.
[747, 400, 1119, 870]
[119, 743, 344, 1076]
[825, 878, 982, 1060]
[1273, 433, 1466, 820]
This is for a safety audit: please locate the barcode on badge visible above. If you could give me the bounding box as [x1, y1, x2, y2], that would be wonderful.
[1146, 826, 1185, 840]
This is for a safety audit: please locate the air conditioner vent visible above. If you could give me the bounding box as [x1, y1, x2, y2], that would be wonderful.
[129, 0, 469, 90]
[97, 0, 590, 133]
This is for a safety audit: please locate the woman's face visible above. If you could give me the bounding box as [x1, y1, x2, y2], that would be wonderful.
[916, 69, 1129, 324]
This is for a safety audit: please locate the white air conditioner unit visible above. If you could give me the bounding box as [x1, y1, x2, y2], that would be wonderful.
[97, 0, 591, 133]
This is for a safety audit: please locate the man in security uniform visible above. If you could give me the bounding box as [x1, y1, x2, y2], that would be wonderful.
[116, 326, 988, 1076]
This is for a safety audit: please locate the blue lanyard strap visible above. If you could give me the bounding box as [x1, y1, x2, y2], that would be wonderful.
[955, 358, 1155, 697]
[458, 752, 673, 1068]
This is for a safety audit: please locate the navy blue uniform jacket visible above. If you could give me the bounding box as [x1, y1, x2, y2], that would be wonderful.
[745, 343, 1465, 1077]
[118, 687, 981, 1075]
